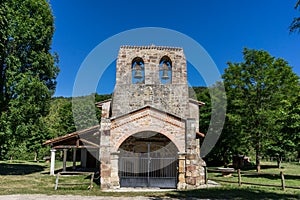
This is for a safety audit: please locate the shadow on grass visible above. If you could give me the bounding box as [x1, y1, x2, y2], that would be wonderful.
[41, 165, 101, 186]
[0, 163, 46, 175]
[284, 174, 300, 180]
[243, 173, 300, 180]
[261, 165, 280, 169]
[163, 187, 300, 200]
[240, 164, 279, 171]
[243, 173, 279, 180]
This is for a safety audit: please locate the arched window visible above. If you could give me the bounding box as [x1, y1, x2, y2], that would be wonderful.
[159, 56, 172, 84]
[131, 57, 145, 84]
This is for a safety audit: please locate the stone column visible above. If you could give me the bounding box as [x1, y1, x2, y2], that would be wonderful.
[100, 146, 111, 189]
[184, 118, 206, 188]
[100, 119, 112, 189]
[50, 149, 56, 175]
[185, 119, 196, 151]
[177, 153, 186, 189]
[110, 152, 120, 188]
[62, 149, 67, 172]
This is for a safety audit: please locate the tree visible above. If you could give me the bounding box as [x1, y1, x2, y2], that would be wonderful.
[290, 0, 300, 33]
[194, 85, 234, 167]
[0, 0, 59, 159]
[222, 48, 299, 171]
[266, 90, 300, 167]
[43, 98, 76, 139]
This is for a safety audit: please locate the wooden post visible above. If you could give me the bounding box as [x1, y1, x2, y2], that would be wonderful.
[63, 149, 67, 172]
[280, 171, 285, 190]
[238, 169, 242, 186]
[55, 173, 60, 190]
[89, 172, 95, 190]
[72, 148, 77, 170]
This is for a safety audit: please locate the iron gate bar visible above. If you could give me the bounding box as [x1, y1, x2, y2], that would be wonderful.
[119, 143, 178, 188]
[147, 143, 150, 186]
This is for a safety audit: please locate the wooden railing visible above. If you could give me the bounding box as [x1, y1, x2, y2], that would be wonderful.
[207, 168, 300, 190]
[55, 171, 95, 190]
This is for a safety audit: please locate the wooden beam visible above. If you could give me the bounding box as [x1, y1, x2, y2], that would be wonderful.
[53, 145, 98, 149]
[79, 138, 100, 148]
[196, 131, 205, 138]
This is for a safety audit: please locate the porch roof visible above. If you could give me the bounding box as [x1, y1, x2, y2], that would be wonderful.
[43, 125, 100, 149]
[95, 99, 112, 109]
[189, 98, 205, 106]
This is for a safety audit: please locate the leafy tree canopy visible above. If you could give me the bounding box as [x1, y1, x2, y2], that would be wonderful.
[221, 48, 299, 170]
[290, 0, 300, 33]
[0, 0, 59, 160]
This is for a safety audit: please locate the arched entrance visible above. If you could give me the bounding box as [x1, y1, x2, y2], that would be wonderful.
[118, 131, 178, 188]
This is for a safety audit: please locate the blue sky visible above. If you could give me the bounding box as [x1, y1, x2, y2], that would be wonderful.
[50, 0, 300, 97]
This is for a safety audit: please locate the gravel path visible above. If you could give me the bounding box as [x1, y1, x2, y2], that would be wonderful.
[0, 181, 220, 200]
[0, 195, 207, 200]
[0, 195, 154, 200]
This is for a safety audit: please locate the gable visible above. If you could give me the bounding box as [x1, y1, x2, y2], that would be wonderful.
[109, 106, 186, 153]
[110, 105, 186, 130]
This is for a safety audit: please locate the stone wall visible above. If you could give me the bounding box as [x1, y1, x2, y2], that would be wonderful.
[112, 45, 189, 119]
[189, 101, 200, 132]
[110, 107, 186, 153]
[185, 139, 206, 189]
[183, 119, 206, 189]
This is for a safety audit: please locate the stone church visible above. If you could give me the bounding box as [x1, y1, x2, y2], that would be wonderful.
[44, 45, 206, 190]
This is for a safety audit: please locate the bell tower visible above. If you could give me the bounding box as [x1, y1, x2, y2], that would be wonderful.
[111, 45, 189, 118]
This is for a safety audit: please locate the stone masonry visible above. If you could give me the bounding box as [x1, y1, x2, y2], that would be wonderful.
[112, 45, 189, 119]
[98, 45, 206, 190]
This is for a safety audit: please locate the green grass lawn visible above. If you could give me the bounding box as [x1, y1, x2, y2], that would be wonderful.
[207, 161, 300, 198]
[0, 160, 299, 199]
[208, 161, 300, 187]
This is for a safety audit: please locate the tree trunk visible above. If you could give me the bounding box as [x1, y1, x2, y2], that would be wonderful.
[256, 150, 261, 172]
[277, 157, 282, 168]
[223, 150, 228, 168]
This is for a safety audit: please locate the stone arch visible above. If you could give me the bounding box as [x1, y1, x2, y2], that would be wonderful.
[159, 55, 172, 84]
[159, 55, 172, 67]
[131, 57, 145, 84]
[118, 131, 179, 154]
[114, 128, 184, 153]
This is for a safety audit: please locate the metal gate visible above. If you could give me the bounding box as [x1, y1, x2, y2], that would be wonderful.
[119, 143, 178, 188]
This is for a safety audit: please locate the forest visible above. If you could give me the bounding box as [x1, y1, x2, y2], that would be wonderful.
[0, 0, 299, 172]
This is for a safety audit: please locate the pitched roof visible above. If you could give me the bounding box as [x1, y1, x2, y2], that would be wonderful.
[189, 98, 205, 106]
[95, 99, 112, 109]
[43, 125, 100, 145]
